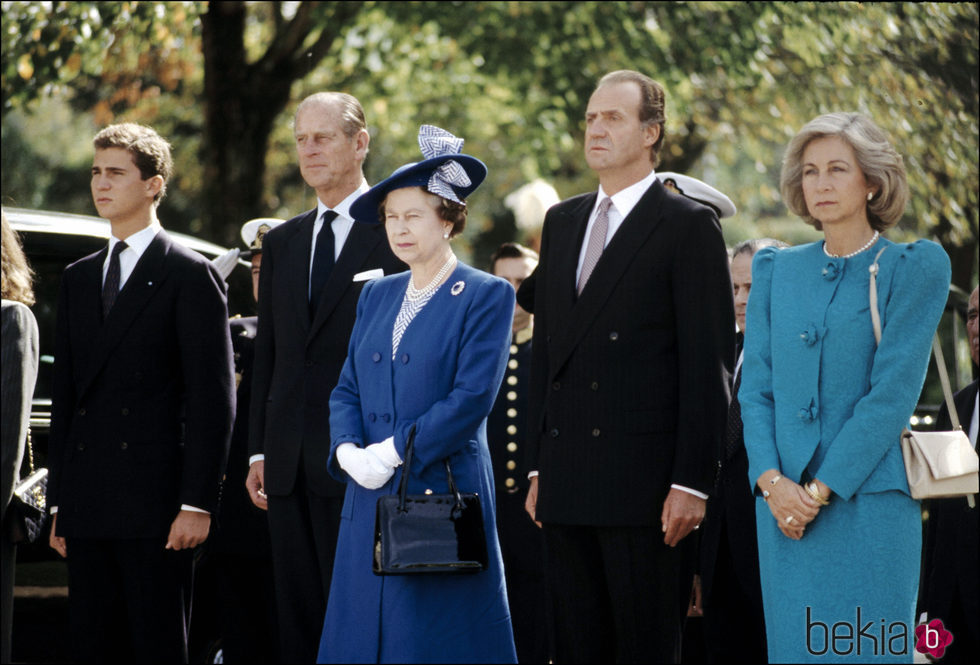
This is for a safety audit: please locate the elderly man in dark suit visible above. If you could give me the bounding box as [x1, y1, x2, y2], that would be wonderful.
[245, 92, 405, 663]
[920, 284, 979, 664]
[47, 123, 235, 663]
[520, 70, 734, 663]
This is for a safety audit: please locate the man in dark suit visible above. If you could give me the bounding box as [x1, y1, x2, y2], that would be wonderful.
[520, 70, 734, 663]
[47, 123, 235, 663]
[698, 238, 786, 664]
[920, 284, 978, 664]
[245, 92, 405, 663]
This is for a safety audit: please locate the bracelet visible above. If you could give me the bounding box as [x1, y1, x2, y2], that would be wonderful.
[761, 474, 781, 500]
[769, 475, 782, 486]
[805, 482, 831, 506]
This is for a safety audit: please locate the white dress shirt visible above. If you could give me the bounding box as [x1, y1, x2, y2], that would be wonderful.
[308, 180, 371, 300]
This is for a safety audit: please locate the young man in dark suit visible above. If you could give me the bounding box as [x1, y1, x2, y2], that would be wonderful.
[245, 92, 405, 663]
[920, 284, 978, 664]
[47, 123, 235, 663]
[520, 70, 734, 663]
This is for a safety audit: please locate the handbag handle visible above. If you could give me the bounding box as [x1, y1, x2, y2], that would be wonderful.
[869, 248, 961, 430]
[397, 425, 466, 516]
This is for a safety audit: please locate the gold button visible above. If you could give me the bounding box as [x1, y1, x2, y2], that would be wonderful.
[507, 442, 518, 452]
[506, 460, 516, 470]
[507, 391, 517, 401]
[507, 408, 517, 418]
[505, 478, 516, 488]
[508, 359, 519, 369]
[507, 375, 518, 386]
[507, 424, 517, 435]
[510, 344, 518, 354]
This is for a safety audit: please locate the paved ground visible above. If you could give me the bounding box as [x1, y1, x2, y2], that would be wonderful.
[10, 561, 70, 664]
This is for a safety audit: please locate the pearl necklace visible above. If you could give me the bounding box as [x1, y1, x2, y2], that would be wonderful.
[406, 253, 457, 302]
[823, 230, 880, 259]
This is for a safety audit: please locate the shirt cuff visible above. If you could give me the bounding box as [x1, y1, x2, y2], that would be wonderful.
[181, 504, 209, 515]
[50, 506, 58, 515]
[249, 454, 265, 466]
[671, 484, 708, 500]
[527, 470, 539, 479]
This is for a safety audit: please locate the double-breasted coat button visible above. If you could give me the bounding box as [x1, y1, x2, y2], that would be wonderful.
[401, 354, 410, 364]
[609, 331, 619, 341]
[120, 442, 128, 450]
[552, 381, 561, 391]
[368, 413, 377, 422]
[78, 408, 86, 416]
[550, 428, 559, 438]
[305, 360, 314, 368]
[505, 478, 516, 488]
[592, 428, 601, 437]
[507, 425, 517, 435]
[506, 460, 517, 470]
[800, 324, 820, 346]
[77, 443, 85, 451]
[507, 375, 518, 386]
[382, 413, 391, 423]
[508, 359, 519, 370]
[121, 408, 129, 416]
[591, 382, 599, 391]
[507, 391, 517, 401]
[510, 344, 519, 354]
[507, 442, 518, 452]
[821, 263, 840, 281]
[507, 408, 517, 418]
[372, 352, 382, 362]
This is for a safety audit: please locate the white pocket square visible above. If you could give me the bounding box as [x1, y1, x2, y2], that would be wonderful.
[353, 269, 384, 282]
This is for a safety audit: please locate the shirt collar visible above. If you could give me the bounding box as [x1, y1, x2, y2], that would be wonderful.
[109, 222, 161, 258]
[317, 179, 371, 222]
[596, 169, 658, 220]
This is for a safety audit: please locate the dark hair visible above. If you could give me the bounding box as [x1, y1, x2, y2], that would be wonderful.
[490, 242, 539, 272]
[732, 238, 789, 259]
[93, 123, 173, 204]
[596, 70, 667, 167]
[378, 187, 468, 238]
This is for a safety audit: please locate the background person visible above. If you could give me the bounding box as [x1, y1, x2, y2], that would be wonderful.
[1, 211, 40, 665]
[317, 125, 517, 664]
[520, 70, 735, 663]
[698, 237, 788, 664]
[740, 112, 951, 662]
[47, 122, 235, 663]
[245, 92, 405, 663]
[920, 284, 978, 664]
[488, 241, 550, 664]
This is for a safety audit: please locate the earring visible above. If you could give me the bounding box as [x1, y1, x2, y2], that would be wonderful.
[867, 192, 874, 201]
[443, 231, 450, 239]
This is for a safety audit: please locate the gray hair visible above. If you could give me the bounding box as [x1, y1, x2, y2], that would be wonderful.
[732, 237, 789, 259]
[780, 112, 909, 232]
[596, 70, 667, 168]
[294, 92, 367, 139]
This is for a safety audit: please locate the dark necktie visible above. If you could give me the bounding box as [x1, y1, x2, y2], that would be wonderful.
[102, 240, 128, 319]
[310, 210, 339, 314]
[724, 366, 743, 460]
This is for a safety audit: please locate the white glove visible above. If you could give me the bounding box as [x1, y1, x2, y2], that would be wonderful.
[335, 443, 395, 490]
[211, 248, 241, 282]
[365, 437, 402, 469]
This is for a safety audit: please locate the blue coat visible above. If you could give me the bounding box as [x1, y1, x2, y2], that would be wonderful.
[741, 238, 951, 662]
[317, 261, 518, 664]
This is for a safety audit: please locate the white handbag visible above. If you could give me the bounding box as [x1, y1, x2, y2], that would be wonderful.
[869, 247, 978, 507]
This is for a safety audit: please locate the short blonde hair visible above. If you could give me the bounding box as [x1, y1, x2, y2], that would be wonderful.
[780, 113, 909, 232]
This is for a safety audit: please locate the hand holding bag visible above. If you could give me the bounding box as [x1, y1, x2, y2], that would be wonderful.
[8, 428, 49, 544]
[869, 248, 978, 506]
[373, 425, 489, 575]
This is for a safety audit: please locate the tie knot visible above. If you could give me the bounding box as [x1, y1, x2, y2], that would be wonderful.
[112, 240, 128, 257]
[597, 197, 612, 215]
[322, 210, 339, 224]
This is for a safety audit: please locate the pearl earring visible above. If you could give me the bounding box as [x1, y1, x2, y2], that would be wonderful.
[443, 231, 450, 239]
[867, 192, 874, 201]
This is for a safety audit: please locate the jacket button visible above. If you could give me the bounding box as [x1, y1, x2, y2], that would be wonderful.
[78, 408, 86, 416]
[120, 442, 128, 450]
[305, 360, 314, 368]
[552, 381, 561, 391]
[121, 408, 129, 416]
[550, 428, 559, 438]
[507, 425, 517, 435]
[401, 354, 410, 364]
[609, 332, 619, 341]
[368, 413, 377, 422]
[77, 443, 85, 451]
[382, 413, 391, 423]
[592, 428, 601, 437]
[591, 382, 599, 391]
[372, 352, 382, 363]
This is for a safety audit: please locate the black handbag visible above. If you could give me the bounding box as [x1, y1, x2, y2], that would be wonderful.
[8, 428, 49, 544]
[373, 425, 488, 575]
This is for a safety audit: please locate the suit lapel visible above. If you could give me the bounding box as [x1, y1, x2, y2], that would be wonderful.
[78, 231, 170, 399]
[549, 181, 668, 378]
[308, 221, 384, 342]
[549, 194, 594, 333]
[284, 210, 316, 337]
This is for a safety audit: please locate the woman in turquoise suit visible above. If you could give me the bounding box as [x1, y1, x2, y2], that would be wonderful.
[740, 113, 951, 663]
[316, 126, 517, 664]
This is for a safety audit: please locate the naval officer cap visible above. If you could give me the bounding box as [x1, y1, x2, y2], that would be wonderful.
[351, 125, 487, 223]
[657, 172, 737, 219]
[240, 217, 285, 258]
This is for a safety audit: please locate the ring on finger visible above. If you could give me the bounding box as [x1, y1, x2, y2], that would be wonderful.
[785, 515, 795, 524]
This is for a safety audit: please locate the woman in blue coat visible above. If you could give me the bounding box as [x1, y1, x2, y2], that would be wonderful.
[316, 126, 517, 664]
[740, 113, 951, 663]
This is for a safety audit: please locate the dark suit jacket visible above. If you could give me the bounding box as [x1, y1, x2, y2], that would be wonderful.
[525, 179, 734, 526]
[921, 378, 978, 640]
[48, 230, 235, 539]
[248, 209, 405, 498]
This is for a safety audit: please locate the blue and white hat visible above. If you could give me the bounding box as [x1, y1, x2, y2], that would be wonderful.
[351, 125, 487, 223]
